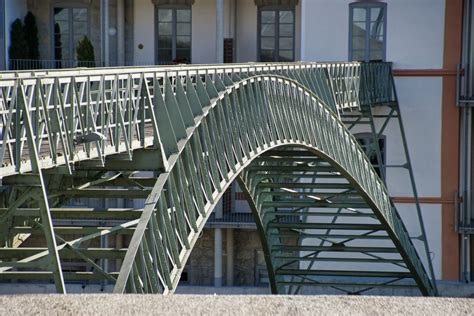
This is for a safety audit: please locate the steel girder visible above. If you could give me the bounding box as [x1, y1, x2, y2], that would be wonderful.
[0, 62, 436, 296]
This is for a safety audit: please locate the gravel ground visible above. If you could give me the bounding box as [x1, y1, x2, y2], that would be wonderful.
[0, 295, 472, 315]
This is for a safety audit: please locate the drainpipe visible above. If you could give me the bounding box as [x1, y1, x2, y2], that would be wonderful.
[117, 0, 125, 65]
[101, 0, 110, 66]
[459, 0, 473, 283]
[216, 0, 224, 63]
[300, 0, 305, 61]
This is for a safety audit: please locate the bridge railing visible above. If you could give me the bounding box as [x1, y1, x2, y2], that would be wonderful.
[0, 62, 393, 177]
[359, 62, 394, 108]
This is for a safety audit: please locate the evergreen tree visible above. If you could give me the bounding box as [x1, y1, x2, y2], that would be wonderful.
[9, 19, 28, 69]
[24, 11, 39, 60]
[76, 36, 95, 67]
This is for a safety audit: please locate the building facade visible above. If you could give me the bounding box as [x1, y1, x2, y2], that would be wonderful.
[0, 0, 468, 293]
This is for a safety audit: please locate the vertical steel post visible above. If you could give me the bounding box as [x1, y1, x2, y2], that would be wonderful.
[18, 82, 66, 293]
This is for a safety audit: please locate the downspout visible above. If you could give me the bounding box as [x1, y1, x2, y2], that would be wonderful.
[459, 0, 473, 283]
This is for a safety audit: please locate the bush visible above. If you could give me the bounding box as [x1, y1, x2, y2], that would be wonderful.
[76, 36, 95, 67]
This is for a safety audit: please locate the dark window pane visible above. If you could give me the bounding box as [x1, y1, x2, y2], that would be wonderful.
[352, 50, 365, 61]
[73, 8, 87, 22]
[158, 9, 172, 22]
[158, 35, 172, 49]
[279, 50, 293, 62]
[353, 7, 366, 22]
[61, 46, 71, 61]
[261, 24, 275, 37]
[371, 7, 384, 22]
[158, 49, 172, 62]
[260, 50, 274, 62]
[352, 36, 365, 51]
[369, 49, 383, 61]
[158, 22, 172, 35]
[352, 21, 366, 35]
[74, 21, 87, 35]
[177, 22, 191, 36]
[369, 36, 383, 52]
[261, 11, 275, 24]
[55, 20, 69, 34]
[176, 36, 191, 49]
[279, 11, 293, 23]
[176, 49, 191, 63]
[177, 9, 191, 22]
[261, 37, 275, 50]
[370, 21, 384, 39]
[279, 24, 293, 37]
[54, 8, 68, 21]
[279, 37, 293, 50]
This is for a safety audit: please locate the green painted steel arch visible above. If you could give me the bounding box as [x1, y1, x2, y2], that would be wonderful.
[112, 74, 436, 296]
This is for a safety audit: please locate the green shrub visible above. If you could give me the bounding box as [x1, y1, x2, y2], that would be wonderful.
[76, 36, 95, 67]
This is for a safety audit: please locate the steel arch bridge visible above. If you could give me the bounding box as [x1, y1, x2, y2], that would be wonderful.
[0, 62, 437, 296]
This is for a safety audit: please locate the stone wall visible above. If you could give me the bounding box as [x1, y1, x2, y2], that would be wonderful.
[185, 228, 267, 287]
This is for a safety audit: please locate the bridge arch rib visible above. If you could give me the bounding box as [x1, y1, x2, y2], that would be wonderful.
[109, 74, 435, 296]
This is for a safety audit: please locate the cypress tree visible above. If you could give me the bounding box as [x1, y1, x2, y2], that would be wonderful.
[24, 11, 39, 60]
[9, 19, 28, 69]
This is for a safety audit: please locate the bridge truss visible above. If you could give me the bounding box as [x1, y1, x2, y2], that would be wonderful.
[0, 62, 437, 295]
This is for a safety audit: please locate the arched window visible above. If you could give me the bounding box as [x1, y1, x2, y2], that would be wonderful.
[349, 2, 387, 62]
